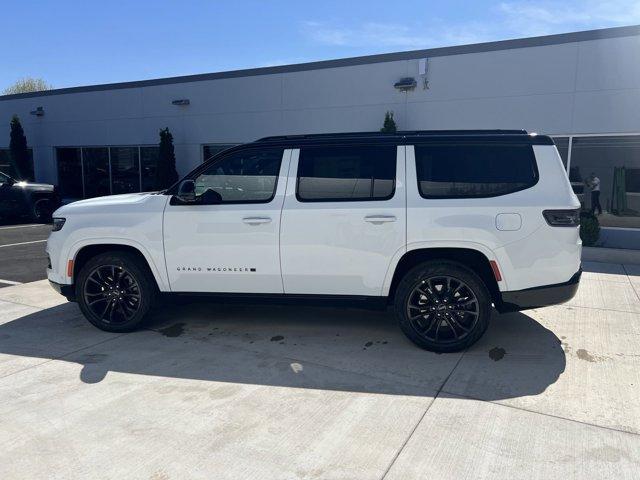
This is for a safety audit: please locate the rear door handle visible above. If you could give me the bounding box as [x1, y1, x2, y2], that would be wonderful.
[243, 217, 272, 225]
[364, 215, 397, 224]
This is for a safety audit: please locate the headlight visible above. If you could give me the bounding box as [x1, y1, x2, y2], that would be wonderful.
[52, 217, 66, 232]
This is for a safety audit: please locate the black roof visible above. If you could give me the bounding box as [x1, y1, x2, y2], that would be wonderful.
[253, 130, 554, 146]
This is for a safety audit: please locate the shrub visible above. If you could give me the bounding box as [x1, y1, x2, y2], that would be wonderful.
[579, 212, 600, 247]
[9, 115, 32, 180]
[380, 111, 397, 133]
[156, 127, 178, 189]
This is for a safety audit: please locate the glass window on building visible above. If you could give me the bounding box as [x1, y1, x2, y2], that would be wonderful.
[56, 148, 83, 200]
[0, 148, 34, 181]
[56, 145, 163, 199]
[203, 144, 238, 162]
[141, 146, 160, 191]
[570, 135, 640, 228]
[110, 147, 140, 194]
[82, 148, 110, 198]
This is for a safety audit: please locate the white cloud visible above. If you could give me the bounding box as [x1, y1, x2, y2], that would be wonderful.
[498, 0, 640, 36]
[302, 1, 640, 50]
[301, 20, 493, 50]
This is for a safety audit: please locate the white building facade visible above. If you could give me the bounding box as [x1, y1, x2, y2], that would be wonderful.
[1, 25, 639, 238]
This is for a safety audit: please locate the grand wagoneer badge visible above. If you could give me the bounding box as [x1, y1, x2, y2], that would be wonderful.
[176, 266, 256, 272]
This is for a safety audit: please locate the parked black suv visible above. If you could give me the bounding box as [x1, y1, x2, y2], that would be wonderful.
[0, 171, 60, 222]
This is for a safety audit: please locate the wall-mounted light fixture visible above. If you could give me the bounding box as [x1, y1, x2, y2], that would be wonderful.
[171, 99, 190, 106]
[418, 58, 429, 89]
[30, 106, 45, 116]
[393, 77, 417, 92]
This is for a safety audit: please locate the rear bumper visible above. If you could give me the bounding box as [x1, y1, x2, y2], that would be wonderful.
[49, 280, 76, 302]
[498, 268, 581, 313]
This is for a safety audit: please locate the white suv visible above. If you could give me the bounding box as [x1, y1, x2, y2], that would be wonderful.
[47, 130, 581, 352]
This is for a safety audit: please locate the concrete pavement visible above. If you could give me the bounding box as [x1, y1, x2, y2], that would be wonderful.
[0, 261, 638, 479]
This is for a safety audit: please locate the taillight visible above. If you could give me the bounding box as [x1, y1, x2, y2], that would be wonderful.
[543, 209, 580, 227]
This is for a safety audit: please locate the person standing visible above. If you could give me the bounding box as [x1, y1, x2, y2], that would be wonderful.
[587, 172, 602, 215]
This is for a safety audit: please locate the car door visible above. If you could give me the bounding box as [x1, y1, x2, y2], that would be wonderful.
[0, 172, 20, 217]
[280, 143, 406, 296]
[163, 146, 291, 293]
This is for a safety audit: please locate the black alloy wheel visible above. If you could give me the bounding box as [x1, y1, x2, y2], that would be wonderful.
[406, 275, 480, 345]
[83, 265, 142, 325]
[76, 251, 157, 332]
[395, 260, 491, 352]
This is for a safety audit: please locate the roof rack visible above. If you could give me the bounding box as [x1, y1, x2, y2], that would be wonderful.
[256, 129, 528, 142]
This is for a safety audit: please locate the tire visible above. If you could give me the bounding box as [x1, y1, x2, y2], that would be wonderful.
[394, 260, 491, 353]
[76, 251, 157, 332]
[30, 197, 53, 223]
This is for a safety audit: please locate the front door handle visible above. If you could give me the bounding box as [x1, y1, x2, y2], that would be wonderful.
[364, 215, 397, 224]
[243, 217, 272, 225]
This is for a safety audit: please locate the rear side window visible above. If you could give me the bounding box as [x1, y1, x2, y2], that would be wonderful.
[415, 143, 538, 198]
[297, 145, 396, 202]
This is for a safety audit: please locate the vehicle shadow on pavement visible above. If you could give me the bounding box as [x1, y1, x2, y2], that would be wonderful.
[0, 300, 565, 400]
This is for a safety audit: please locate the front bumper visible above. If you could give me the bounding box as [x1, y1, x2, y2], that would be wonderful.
[498, 268, 582, 313]
[49, 280, 76, 302]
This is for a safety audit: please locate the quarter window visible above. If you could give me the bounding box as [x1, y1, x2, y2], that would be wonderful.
[415, 143, 538, 198]
[297, 145, 396, 201]
[193, 147, 283, 203]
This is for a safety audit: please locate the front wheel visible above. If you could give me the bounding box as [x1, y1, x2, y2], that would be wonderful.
[30, 198, 54, 223]
[394, 260, 491, 353]
[76, 252, 157, 332]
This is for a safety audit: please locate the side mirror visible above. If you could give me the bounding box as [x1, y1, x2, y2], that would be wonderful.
[175, 179, 196, 203]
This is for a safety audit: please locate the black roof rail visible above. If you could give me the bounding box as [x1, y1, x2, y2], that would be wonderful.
[256, 129, 529, 142]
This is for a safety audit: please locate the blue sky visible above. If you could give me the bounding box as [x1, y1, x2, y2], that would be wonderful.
[2, 0, 639, 91]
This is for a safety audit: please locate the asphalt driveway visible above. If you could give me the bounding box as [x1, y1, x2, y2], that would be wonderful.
[0, 261, 638, 479]
[0, 223, 50, 287]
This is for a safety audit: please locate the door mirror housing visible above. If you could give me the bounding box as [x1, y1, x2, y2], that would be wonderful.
[175, 179, 196, 203]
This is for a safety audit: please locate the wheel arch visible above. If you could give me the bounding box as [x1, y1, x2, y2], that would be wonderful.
[385, 246, 502, 306]
[70, 241, 167, 291]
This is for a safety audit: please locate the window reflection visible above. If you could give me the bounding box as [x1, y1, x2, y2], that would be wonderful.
[297, 145, 396, 201]
[56, 145, 163, 199]
[202, 144, 238, 162]
[111, 147, 140, 194]
[141, 147, 160, 191]
[570, 136, 640, 228]
[195, 148, 283, 202]
[0, 149, 34, 181]
[56, 148, 83, 200]
[415, 144, 537, 198]
[83, 148, 110, 198]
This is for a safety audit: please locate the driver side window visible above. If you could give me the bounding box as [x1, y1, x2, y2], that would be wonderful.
[194, 147, 284, 203]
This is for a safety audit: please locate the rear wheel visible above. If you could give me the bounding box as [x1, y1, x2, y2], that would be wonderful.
[394, 260, 491, 352]
[76, 251, 157, 332]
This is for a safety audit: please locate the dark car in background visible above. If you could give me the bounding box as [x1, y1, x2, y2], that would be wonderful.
[0, 171, 60, 222]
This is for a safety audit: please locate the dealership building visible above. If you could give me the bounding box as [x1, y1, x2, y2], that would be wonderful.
[1, 25, 639, 242]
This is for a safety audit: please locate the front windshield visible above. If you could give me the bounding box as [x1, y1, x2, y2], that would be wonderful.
[0, 171, 12, 183]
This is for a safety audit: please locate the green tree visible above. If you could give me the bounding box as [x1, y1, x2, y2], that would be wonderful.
[156, 127, 178, 189]
[380, 111, 397, 133]
[9, 115, 32, 180]
[3, 77, 53, 95]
